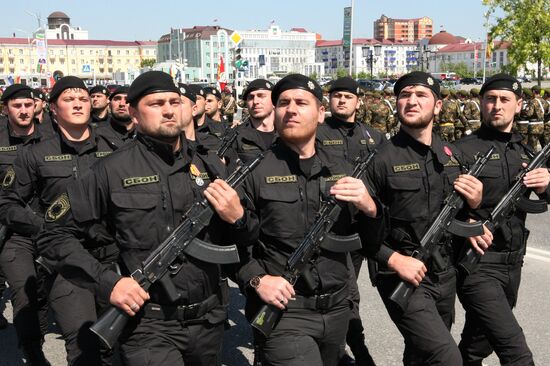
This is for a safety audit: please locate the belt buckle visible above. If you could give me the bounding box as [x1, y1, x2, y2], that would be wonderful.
[316, 293, 331, 312]
[182, 303, 199, 320]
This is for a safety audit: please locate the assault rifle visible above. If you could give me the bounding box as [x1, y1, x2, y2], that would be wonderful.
[90, 153, 265, 348]
[216, 127, 238, 159]
[389, 146, 495, 310]
[460, 143, 550, 272]
[251, 150, 376, 337]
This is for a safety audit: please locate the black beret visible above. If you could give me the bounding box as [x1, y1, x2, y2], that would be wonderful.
[177, 83, 196, 103]
[328, 77, 361, 96]
[109, 86, 129, 100]
[271, 74, 323, 105]
[1, 84, 34, 102]
[89, 85, 110, 96]
[242, 79, 274, 99]
[187, 84, 206, 99]
[127, 71, 180, 105]
[203, 87, 221, 99]
[394, 71, 441, 99]
[33, 88, 47, 101]
[479, 73, 522, 98]
[49, 76, 88, 102]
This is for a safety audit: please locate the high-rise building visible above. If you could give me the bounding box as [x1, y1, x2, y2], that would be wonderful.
[374, 15, 433, 42]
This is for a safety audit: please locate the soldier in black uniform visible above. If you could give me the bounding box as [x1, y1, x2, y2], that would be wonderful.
[366, 71, 487, 365]
[90, 85, 111, 123]
[204, 86, 224, 123]
[455, 74, 550, 366]
[95, 86, 136, 150]
[315, 76, 382, 366]
[231, 79, 277, 163]
[189, 85, 226, 146]
[234, 74, 385, 366]
[37, 71, 245, 366]
[0, 76, 118, 365]
[0, 84, 50, 363]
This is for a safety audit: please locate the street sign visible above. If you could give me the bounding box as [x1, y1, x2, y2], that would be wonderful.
[82, 64, 92, 73]
[230, 31, 242, 47]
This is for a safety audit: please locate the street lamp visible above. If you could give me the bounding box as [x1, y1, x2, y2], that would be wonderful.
[362, 44, 381, 80]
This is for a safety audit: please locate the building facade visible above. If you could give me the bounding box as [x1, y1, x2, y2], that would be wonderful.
[316, 38, 418, 77]
[42, 11, 88, 40]
[374, 15, 433, 42]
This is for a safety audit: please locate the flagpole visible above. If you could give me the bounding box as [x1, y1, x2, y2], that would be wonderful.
[349, 0, 354, 76]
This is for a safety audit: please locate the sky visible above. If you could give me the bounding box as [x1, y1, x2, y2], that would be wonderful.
[4, 0, 494, 42]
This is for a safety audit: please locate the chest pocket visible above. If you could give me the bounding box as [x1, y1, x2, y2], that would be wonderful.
[259, 183, 300, 238]
[39, 165, 74, 178]
[0, 152, 17, 165]
[387, 175, 426, 221]
[111, 191, 160, 250]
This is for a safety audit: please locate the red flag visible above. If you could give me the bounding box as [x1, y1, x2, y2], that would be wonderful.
[217, 55, 227, 91]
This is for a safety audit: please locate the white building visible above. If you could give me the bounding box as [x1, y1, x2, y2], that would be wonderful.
[41, 11, 89, 40]
[316, 38, 418, 77]
[235, 25, 323, 79]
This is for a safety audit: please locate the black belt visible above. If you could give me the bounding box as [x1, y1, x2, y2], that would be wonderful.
[88, 243, 118, 261]
[480, 250, 524, 265]
[286, 285, 348, 312]
[141, 293, 220, 321]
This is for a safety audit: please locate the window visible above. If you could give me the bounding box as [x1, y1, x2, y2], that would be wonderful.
[126, 50, 130, 55]
[20, 59, 24, 64]
[81, 50, 84, 55]
[117, 50, 121, 55]
[72, 59, 76, 64]
[19, 49, 23, 55]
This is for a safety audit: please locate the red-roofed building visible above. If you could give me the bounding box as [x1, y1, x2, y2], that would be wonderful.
[316, 38, 419, 77]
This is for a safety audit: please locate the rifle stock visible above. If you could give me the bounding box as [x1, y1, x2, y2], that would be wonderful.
[90, 153, 265, 348]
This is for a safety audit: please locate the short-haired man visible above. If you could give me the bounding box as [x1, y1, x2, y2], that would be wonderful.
[96, 86, 136, 149]
[190, 85, 226, 145]
[366, 71, 487, 365]
[0, 84, 49, 363]
[204, 87, 223, 123]
[231, 79, 277, 163]
[234, 74, 385, 365]
[0, 76, 117, 365]
[37, 71, 243, 366]
[90, 85, 111, 123]
[455, 73, 550, 366]
[316, 76, 383, 366]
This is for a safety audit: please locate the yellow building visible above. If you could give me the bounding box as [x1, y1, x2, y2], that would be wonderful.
[0, 37, 157, 87]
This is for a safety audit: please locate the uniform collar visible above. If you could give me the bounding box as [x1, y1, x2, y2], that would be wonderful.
[137, 132, 192, 166]
[394, 129, 452, 165]
[325, 115, 356, 130]
[274, 139, 342, 178]
[108, 116, 135, 138]
[476, 122, 523, 144]
[7, 120, 43, 145]
[59, 126, 97, 155]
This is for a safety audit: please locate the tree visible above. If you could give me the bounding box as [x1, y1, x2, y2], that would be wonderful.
[483, 0, 549, 86]
[336, 68, 349, 78]
[140, 58, 156, 68]
[357, 71, 368, 79]
[309, 72, 318, 81]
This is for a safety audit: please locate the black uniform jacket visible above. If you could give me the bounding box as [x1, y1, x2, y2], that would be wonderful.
[0, 126, 115, 237]
[236, 141, 385, 297]
[37, 134, 234, 310]
[232, 120, 277, 164]
[366, 129, 464, 266]
[455, 123, 550, 254]
[95, 116, 136, 150]
[316, 116, 384, 163]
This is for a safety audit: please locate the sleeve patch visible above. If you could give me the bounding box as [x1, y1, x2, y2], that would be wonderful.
[45, 193, 71, 222]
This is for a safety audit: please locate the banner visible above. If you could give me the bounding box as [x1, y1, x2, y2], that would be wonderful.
[35, 31, 47, 74]
[217, 55, 227, 91]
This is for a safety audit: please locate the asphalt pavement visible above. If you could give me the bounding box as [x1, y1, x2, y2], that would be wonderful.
[1, 209, 549, 365]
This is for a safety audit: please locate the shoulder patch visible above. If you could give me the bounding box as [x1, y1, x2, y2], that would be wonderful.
[265, 175, 297, 184]
[444, 156, 460, 167]
[360, 138, 376, 145]
[241, 143, 259, 151]
[324, 174, 346, 182]
[322, 139, 344, 146]
[2, 166, 16, 189]
[95, 151, 112, 158]
[45, 193, 71, 222]
[490, 153, 500, 160]
[0, 145, 17, 152]
[45, 154, 72, 162]
[393, 163, 420, 173]
[520, 154, 529, 160]
[122, 175, 160, 188]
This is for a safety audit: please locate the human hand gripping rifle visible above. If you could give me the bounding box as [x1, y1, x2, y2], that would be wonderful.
[389, 146, 495, 310]
[250, 150, 376, 337]
[90, 153, 265, 348]
[460, 143, 550, 273]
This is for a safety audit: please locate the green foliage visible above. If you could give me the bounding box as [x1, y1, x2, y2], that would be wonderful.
[309, 72, 318, 81]
[440, 62, 473, 78]
[336, 68, 349, 78]
[483, 0, 549, 85]
[140, 58, 156, 68]
[357, 71, 369, 79]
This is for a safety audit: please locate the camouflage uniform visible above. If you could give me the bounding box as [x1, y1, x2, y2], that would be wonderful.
[365, 93, 391, 138]
[463, 88, 482, 134]
[544, 88, 550, 146]
[524, 88, 545, 151]
[322, 92, 331, 119]
[237, 98, 249, 124]
[452, 91, 467, 140]
[383, 88, 398, 136]
[355, 97, 368, 123]
[516, 90, 531, 144]
[437, 90, 459, 142]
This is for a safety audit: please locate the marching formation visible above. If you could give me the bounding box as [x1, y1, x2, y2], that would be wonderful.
[0, 70, 549, 366]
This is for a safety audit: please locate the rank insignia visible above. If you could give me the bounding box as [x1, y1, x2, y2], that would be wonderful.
[45, 193, 71, 222]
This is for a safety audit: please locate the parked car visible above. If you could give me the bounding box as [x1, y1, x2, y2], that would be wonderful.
[460, 77, 479, 85]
